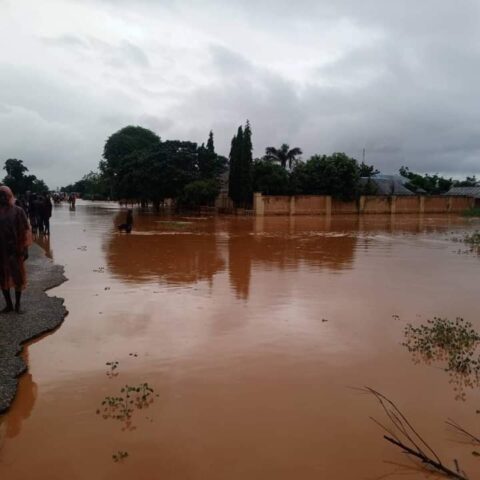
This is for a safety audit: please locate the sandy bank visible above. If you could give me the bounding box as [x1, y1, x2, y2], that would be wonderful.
[0, 244, 67, 413]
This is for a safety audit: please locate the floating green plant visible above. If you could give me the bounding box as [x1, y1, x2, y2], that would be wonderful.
[97, 382, 157, 428]
[106, 361, 119, 378]
[112, 451, 129, 463]
[403, 317, 480, 400]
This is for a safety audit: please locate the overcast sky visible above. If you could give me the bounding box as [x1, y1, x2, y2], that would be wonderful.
[1, 0, 479, 188]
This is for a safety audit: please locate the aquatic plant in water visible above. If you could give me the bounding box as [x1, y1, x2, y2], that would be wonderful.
[112, 451, 129, 463]
[97, 382, 157, 428]
[403, 317, 480, 399]
[106, 361, 119, 378]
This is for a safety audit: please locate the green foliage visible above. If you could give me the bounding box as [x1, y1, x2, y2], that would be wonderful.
[455, 175, 477, 187]
[264, 143, 302, 170]
[228, 121, 253, 207]
[63, 171, 109, 200]
[206, 130, 215, 153]
[291, 153, 361, 201]
[94, 127, 225, 208]
[102, 126, 161, 172]
[403, 317, 480, 399]
[197, 133, 227, 180]
[2, 159, 49, 195]
[358, 161, 379, 178]
[98, 382, 156, 423]
[180, 179, 220, 207]
[399, 166, 453, 194]
[463, 208, 480, 217]
[253, 159, 291, 195]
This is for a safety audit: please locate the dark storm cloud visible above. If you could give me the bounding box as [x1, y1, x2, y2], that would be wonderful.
[1, 0, 480, 186]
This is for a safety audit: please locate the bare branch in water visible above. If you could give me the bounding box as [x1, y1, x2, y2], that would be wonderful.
[446, 418, 480, 446]
[363, 387, 470, 480]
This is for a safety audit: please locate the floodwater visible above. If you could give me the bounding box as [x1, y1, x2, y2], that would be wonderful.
[1, 202, 480, 479]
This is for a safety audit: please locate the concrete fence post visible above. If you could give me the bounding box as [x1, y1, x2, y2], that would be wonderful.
[254, 192, 264, 216]
[289, 196, 296, 216]
[419, 196, 425, 214]
[359, 196, 366, 214]
[390, 196, 396, 215]
[325, 196, 332, 216]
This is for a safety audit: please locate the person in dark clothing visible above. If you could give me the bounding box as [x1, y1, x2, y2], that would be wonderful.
[40, 195, 53, 235]
[0, 186, 32, 313]
[33, 195, 45, 235]
[28, 193, 38, 235]
[117, 209, 133, 233]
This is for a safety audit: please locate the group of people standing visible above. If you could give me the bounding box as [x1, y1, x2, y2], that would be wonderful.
[16, 193, 53, 236]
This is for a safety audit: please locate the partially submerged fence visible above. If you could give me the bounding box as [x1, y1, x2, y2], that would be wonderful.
[253, 193, 474, 216]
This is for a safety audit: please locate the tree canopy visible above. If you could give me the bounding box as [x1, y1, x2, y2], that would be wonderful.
[96, 126, 226, 208]
[228, 121, 253, 207]
[399, 167, 453, 194]
[291, 153, 361, 200]
[264, 143, 302, 170]
[2, 159, 49, 195]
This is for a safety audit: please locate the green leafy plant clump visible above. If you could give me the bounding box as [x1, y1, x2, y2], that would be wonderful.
[97, 382, 157, 423]
[403, 317, 480, 377]
[112, 451, 129, 463]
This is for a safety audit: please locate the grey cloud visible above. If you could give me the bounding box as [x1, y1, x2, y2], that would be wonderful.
[41, 34, 89, 49]
[170, 40, 480, 177]
[2, 0, 480, 184]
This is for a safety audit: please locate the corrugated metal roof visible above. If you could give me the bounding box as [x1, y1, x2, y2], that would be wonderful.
[360, 176, 414, 195]
[445, 186, 480, 198]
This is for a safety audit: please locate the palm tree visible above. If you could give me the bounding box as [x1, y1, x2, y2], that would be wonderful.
[264, 143, 302, 170]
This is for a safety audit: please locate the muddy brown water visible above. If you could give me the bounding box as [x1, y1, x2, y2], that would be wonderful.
[1, 201, 480, 479]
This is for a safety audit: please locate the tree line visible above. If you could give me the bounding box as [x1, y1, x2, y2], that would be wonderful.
[57, 122, 479, 208]
[1, 159, 49, 195]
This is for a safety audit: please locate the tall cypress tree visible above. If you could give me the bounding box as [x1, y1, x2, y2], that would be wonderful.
[207, 130, 215, 153]
[228, 122, 254, 207]
[239, 120, 253, 206]
[228, 126, 243, 204]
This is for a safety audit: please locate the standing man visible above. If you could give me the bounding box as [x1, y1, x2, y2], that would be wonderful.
[0, 186, 32, 313]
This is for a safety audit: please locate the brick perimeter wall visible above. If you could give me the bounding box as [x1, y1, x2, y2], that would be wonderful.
[255, 194, 473, 216]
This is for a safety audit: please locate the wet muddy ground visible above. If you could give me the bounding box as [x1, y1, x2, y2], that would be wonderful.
[1, 202, 480, 479]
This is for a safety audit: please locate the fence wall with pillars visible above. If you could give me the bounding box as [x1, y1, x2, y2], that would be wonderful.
[253, 193, 474, 216]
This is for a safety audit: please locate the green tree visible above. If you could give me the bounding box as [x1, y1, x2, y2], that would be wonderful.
[228, 125, 243, 205]
[3, 158, 49, 195]
[454, 175, 477, 187]
[291, 153, 360, 201]
[252, 159, 290, 195]
[228, 122, 254, 207]
[206, 130, 215, 153]
[399, 167, 453, 194]
[100, 125, 161, 198]
[198, 131, 227, 180]
[264, 143, 302, 170]
[238, 120, 253, 206]
[180, 179, 220, 207]
[358, 161, 379, 177]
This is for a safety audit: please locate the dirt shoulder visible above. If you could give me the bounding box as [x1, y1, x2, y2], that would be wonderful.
[0, 244, 67, 413]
